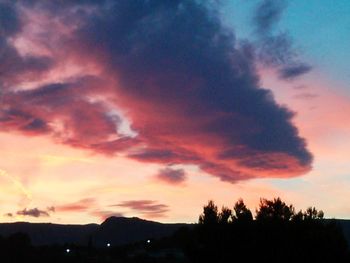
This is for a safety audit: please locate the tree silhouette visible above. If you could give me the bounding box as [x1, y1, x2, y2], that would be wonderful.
[192, 197, 350, 263]
[233, 198, 253, 222]
[255, 197, 295, 221]
[291, 209, 304, 221]
[198, 200, 218, 225]
[304, 206, 324, 220]
[218, 206, 232, 224]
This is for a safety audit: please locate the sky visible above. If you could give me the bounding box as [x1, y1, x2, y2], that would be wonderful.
[0, 0, 349, 224]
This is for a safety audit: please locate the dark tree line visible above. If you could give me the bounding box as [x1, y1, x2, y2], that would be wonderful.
[199, 197, 324, 224]
[181, 197, 348, 263]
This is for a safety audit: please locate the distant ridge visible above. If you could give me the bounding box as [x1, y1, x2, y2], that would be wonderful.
[0, 221, 98, 246]
[1, 217, 349, 247]
[95, 216, 187, 246]
[0, 217, 189, 246]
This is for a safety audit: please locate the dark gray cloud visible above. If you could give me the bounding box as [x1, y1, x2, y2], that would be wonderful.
[258, 33, 295, 66]
[252, 0, 312, 80]
[0, 1, 21, 36]
[16, 208, 50, 217]
[253, 0, 287, 35]
[21, 118, 49, 132]
[279, 63, 312, 80]
[156, 167, 186, 184]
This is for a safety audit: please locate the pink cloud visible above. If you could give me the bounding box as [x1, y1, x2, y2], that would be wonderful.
[56, 198, 95, 213]
[0, 0, 313, 183]
[114, 200, 169, 218]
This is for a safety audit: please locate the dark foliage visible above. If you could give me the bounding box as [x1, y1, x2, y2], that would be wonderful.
[233, 198, 253, 222]
[193, 198, 349, 263]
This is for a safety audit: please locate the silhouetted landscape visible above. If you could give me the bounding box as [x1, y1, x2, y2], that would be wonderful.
[1, 0, 349, 262]
[1, 198, 349, 262]
[0, 217, 187, 247]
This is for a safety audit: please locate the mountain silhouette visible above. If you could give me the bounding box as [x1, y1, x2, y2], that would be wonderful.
[94, 216, 188, 246]
[1, 217, 349, 248]
[0, 217, 189, 246]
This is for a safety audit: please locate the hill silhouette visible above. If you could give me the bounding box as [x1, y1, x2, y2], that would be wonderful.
[1, 216, 350, 247]
[94, 216, 188, 247]
[0, 217, 189, 247]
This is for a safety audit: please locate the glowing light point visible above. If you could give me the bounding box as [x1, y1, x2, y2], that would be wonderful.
[107, 243, 111, 247]
[147, 239, 151, 244]
[66, 249, 70, 253]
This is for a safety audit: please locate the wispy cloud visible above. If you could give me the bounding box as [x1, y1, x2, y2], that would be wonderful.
[55, 198, 95, 212]
[0, 169, 32, 203]
[252, 0, 312, 80]
[293, 93, 319, 100]
[114, 200, 169, 218]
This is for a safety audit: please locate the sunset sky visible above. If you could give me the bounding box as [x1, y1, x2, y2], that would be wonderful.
[0, 0, 349, 224]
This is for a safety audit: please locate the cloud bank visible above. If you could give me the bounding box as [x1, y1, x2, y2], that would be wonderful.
[0, 0, 313, 182]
